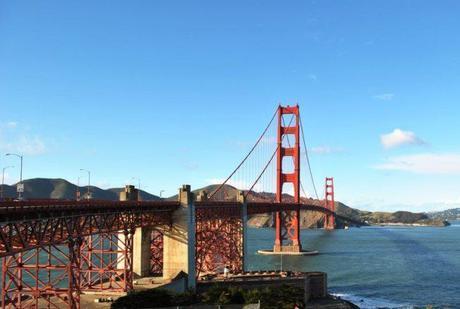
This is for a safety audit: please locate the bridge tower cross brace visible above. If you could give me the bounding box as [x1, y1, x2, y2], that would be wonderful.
[274, 105, 302, 253]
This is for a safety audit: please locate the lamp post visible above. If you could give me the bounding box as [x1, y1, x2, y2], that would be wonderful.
[5, 153, 23, 200]
[160, 190, 165, 198]
[1, 165, 14, 200]
[80, 169, 91, 200]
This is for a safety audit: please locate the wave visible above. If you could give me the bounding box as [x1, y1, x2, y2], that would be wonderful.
[333, 293, 414, 309]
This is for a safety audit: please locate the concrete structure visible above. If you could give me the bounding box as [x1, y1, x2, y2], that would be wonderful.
[237, 190, 248, 271]
[197, 271, 328, 304]
[119, 185, 138, 202]
[162, 185, 196, 289]
[119, 185, 151, 278]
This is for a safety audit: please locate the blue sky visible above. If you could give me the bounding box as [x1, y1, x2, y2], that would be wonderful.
[1, 1, 460, 211]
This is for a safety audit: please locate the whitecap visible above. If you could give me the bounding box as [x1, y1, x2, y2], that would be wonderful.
[332, 293, 414, 309]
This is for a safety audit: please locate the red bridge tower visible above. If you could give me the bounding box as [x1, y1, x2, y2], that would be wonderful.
[274, 105, 302, 253]
[324, 177, 335, 229]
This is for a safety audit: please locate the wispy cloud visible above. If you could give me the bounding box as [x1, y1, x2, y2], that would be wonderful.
[373, 93, 394, 101]
[380, 129, 425, 149]
[5, 121, 17, 129]
[311, 146, 344, 155]
[0, 136, 47, 155]
[0, 122, 47, 155]
[374, 153, 460, 174]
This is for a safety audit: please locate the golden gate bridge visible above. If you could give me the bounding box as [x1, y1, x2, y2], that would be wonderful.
[0, 105, 339, 308]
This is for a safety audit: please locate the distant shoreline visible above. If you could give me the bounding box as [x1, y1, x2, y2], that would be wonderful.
[368, 221, 450, 227]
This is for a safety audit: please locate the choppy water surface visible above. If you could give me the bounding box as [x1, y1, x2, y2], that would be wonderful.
[246, 221, 460, 308]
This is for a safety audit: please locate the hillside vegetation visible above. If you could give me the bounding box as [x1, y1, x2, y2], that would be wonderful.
[0, 178, 160, 201]
[428, 208, 460, 221]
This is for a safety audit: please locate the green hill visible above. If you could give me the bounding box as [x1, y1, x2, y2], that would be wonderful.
[0, 178, 160, 201]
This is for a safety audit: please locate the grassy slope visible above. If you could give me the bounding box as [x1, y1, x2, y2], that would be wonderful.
[0, 178, 160, 201]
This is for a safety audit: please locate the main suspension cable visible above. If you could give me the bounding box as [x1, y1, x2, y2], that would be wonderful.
[245, 114, 295, 199]
[209, 107, 279, 199]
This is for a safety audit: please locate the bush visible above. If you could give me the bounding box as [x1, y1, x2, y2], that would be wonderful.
[112, 284, 304, 308]
[111, 289, 173, 309]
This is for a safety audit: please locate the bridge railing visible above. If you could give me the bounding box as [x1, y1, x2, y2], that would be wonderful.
[0, 199, 180, 221]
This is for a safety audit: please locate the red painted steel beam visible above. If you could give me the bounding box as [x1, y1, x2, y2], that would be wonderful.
[0, 208, 174, 258]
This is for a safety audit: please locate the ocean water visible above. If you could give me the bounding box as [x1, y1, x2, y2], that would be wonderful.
[246, 221, 460, 308]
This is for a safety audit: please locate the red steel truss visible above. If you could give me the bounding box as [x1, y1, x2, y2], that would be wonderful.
[323, 178, 335, 230]
[0, 200, 175, 308]
[195, 202, 243, 277]
[80, 231, 134, 293]
[149, 229, 163, 277]
[0, 200, 177, 257]
[1, 240, 81, 309]
[274, 105, 302, 253]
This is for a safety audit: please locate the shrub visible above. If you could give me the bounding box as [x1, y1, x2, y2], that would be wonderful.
[111, 289, 173, 309]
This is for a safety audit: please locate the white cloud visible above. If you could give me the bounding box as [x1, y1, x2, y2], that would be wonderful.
[380, 129, 425, 149]
[0, 122, 47, 156]
[375, 153, 460, 174]
[0, 136, 47, 155]
[373, 93, 394, 101]
[311, 146, 344, 155]
[5, 122, 17, 129]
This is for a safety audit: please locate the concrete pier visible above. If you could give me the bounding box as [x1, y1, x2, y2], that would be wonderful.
[119, 185, 152, 278]
[237, 190, 248, 272]
[162, 185, 196, 289]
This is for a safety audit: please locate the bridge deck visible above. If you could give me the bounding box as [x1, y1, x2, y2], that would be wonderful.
[0, 199, 336, 222]
[0, 200, 180, 221]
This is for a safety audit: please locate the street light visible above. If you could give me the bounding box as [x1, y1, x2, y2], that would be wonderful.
[1, 165, 14, 200]
[80, 169, 91, 200]
[5, 153, 23, 200]
[160, 190, 165, 198]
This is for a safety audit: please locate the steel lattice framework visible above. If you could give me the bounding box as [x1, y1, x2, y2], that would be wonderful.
[0, 200, 177, 308]
[149, 229, 163, 277]
[80, 232, 134, 293]
[2, 242, 81, 309]
[195, 202, 243, 277]
[0, 200, 177, 257]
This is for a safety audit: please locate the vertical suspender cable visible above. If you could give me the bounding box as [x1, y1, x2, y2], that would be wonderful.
[299, 115, 319, 200]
